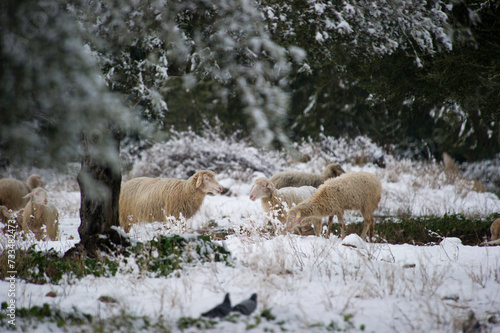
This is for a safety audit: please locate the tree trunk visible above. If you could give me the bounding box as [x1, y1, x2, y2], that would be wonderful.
[72, 127, 129, 257]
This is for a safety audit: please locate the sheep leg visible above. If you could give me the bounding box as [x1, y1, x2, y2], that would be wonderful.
[360, 213, 375, 242]
[327, 216, 334, 235]
[313, 219, 322, 237]
[369, 216, 375, 240]
[337, 214, 346, 239]
[123, 221, 132, 233]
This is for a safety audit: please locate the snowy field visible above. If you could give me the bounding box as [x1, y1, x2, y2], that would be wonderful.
[1, 134, 500, 332]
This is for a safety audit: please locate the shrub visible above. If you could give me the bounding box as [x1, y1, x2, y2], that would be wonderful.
[0, 246, 119, 284]
[132, 234, 232, 277]
[0, 302, 92, 330]
[0, 234, 231, 284]
[333, 214, 498, 245]
[127, 122, 284, 182]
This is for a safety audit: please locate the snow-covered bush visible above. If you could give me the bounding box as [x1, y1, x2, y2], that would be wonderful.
[462, 153, 500, 194]
[293, 134, 386, 169]
[127, 122, 285, 182]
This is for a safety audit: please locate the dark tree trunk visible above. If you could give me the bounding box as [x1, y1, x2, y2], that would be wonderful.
[69, 127, 129, 258]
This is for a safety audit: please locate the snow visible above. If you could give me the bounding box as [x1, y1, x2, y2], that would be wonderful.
[6, 219, 500, 332]
[1, 135, 500, 332]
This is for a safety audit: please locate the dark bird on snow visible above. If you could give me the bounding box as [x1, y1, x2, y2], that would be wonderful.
[201, 293, 231, 318]
[231, 293, 257, 315]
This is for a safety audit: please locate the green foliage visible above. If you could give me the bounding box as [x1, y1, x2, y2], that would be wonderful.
[268, 0, 500, 161]
[245, 314, 262, 330]
[160, 78, 248, 136]
[0, 0, 125, 166]
[325, 313, 356, 331]
[0, 246, 119, 284]
[0, 302, 93, 330]
[177, 316, 216, 330]
[260, 308, 276, 321]
[92, 310, 171, 333]
[177, 308, 281, 331]
[0, 234, 231, 284]
[0, 302, 172, 332]
[335, 214, 499, 245]
[132, 234, 232, 277]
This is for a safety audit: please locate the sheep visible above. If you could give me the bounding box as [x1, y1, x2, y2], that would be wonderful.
[0, 205, 13, 233]
[119, 170, 223, 233]
[270, 163, 345, 189]
[0, 205, 23, 234]
[249, 177, 323, 236]
[0, 205, 10, 223]
[0, 174, 45, 211]
[22, 188, 59, 241]
[491, 218, 500, 242]
[287, 172, 382, 241]
[442, 152, 485, 192]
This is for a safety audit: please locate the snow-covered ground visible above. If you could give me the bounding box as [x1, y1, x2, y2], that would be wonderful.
[1, 134, 500, 332]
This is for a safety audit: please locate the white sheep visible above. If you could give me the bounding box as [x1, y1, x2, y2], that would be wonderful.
[287, 172, 382, 241]
[119, 170, 223, 233]
[249, 177, 323, 236]
[0, 174, 45, 211]
[491, 218, 500, 242]
[270, 163, 345, 189]
[22, 188, 59, 240]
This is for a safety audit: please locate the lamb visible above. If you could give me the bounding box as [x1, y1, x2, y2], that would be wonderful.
[0, 174, 45, 211]
[270, 163, 345, 189]
[249, 177, 323, 236]
[491, 218, 500, 242]
[0, 205, 10, 223]
[0, 205, 23, 234]
[119, 170, 223, 233]
[481, 218, 500, 246]
[287, 172, 382, 241]
[22, 188, 59, 241]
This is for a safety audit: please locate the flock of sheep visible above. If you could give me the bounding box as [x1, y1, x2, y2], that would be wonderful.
[116, 163, 500, 242]
[0, 175, 58, 241]
[118, 164, 382, 240]
[1, 165, 499, 243]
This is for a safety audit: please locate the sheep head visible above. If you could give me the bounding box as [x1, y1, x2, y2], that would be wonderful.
[324, 164, 345, 178]
[194, 170, 223, 194]
[27, 174, 45, 189]
[249, 178, 274, 201]
[0, 205, 10, 219]
[286, 207, 303, 229]
[23, 188, 48, 205]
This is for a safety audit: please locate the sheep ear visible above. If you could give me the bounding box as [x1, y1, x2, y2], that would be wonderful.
[266, 183, 273, 190]
[196, 175, 203, 188]
[23, 192, 34, 199]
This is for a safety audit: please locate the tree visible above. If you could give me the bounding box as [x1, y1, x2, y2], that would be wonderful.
[0, 0, 133, 254]
[73, 0, 295, 147]
[0, 0, 126, 166]
[1, 0, 293, 254]
[259, 0, 499, 160]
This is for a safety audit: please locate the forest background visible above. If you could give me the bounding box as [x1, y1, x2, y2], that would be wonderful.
[1, 0, 499, 167]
